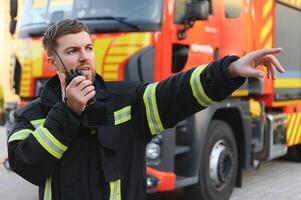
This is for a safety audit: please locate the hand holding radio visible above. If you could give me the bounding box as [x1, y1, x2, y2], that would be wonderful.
[66, 69, 96, 106]
[58, 71, 95, 114]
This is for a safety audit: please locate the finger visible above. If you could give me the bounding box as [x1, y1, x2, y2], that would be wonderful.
[83, 90, 96, 103]
[263, 55, 285, 73]
[266, 63, 276, 79]
[81, 85, 95, 96]
[78, 80, 93, 91]
[243, 67, 264, 78]
[69, 76, 86, 88]
[252, 47, 283, 58]
[266, 68, 271, 79]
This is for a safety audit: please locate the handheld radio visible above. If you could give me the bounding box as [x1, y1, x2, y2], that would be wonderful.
[43, 34, 96, 106]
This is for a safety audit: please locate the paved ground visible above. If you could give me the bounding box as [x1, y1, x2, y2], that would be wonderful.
[1, 125, 301, 200]
[148, 160, 301, 200]
[0, 126, 37, 200]
[231, 160, 301, 200]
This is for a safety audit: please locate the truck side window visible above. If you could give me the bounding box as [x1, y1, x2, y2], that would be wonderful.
[206, 0, 213, 15]
[174, 0, 187, 24]
[174, 0, 213, 24]
[224, 0, 242, 18]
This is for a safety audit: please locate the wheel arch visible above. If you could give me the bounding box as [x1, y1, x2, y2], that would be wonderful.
[189, 101, 252, 187]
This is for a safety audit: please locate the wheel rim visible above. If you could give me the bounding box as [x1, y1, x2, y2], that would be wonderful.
[209, 140, 234, 188]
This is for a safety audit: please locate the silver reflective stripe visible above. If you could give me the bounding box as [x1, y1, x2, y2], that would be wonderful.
[114, 106, 131, 125]
[32, 126, 67, 159]
[190, 66, 216, 107]
[30, 118, 46, 129]
[143, 83, 165, 135]
[8, 129, 33, 143]
[109, 179, 121, 200]
[44, 177, 52, 200]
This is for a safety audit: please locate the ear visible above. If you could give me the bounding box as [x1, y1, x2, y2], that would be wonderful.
[46, 56, 57, 70]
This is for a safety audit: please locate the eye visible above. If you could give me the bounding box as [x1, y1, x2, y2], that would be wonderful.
[87, 46, 93, 51]
[67, 50, 75, 55]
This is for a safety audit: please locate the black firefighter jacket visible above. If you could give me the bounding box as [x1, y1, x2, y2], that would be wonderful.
[8, 56, 245, 200]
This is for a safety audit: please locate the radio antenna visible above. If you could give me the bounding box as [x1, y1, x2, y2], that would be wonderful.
[42, 34, 70, 77]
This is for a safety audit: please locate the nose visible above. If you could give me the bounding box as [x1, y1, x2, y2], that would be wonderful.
[79, 48, 89, 62]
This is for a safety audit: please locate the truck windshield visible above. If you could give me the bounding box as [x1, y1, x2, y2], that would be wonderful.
[19, 0, 163, 34]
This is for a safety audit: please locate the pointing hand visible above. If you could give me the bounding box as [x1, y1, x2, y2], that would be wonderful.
[228, 48, 285, 79]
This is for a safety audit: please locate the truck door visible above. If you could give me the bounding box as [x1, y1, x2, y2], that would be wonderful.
[219, 0, 246, 57]
[171, 0, 219, 73]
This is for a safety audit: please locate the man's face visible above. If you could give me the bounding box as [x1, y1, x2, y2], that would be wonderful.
[48, 31, 96, 82]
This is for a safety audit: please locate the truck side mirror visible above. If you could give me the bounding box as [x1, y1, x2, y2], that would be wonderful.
[186, 1, 210, 21]
[10, 0, 18, 19]
[9, 0, 18, 35]
[9, 19, 17, 35]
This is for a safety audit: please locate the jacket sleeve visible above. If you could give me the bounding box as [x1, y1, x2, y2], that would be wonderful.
[7, 102, 80, 186]
[140, 56, 245, 137]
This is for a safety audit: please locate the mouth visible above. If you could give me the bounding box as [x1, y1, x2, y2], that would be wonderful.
[77, 65, 90, 73]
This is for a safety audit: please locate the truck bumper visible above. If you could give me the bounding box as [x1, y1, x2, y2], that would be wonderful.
[146, 166, 176, 192]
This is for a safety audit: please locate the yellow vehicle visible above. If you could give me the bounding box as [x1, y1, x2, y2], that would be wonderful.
[0, 0, 19, 127]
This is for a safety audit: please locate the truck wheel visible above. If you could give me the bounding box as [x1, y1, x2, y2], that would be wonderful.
[185, 120, 238, 200]
[284, 145, 301, 162]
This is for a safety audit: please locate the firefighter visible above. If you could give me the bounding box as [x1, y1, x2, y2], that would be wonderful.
[7, 19, 284, 200]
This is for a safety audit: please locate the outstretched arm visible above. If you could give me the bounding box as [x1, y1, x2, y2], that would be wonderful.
[139, 48, 285, 139]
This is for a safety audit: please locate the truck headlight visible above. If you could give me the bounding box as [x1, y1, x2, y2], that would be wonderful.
[146, 143, 161, 160]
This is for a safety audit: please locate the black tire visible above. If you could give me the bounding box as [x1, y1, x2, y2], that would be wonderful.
[185, 120, 238, 200]
[283, 145, 301, 162]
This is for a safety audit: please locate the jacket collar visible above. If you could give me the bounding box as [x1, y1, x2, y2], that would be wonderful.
[40, 74, 110, 108]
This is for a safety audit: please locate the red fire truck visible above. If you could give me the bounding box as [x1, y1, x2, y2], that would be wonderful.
[8, 0, 301, 199]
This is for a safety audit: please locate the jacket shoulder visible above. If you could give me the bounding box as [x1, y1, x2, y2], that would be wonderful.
[14, 98, 44, 120]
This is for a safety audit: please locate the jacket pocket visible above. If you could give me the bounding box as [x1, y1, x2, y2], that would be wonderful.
[98, 126, 123, 182]
[98, 126, 121, 149]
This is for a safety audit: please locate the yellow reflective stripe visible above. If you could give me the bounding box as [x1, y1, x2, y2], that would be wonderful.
[114, 106, 131, 125]
[44, 177, 52, 200]
[8, 129, 34, 142]
[190, 65, 216, 107]
[40, 126, 67, 151]
[109, 179, 121, 200]
[143, 83, 165, 135]
[32, 126, 67, 159]
[30, 118, 46, 128]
